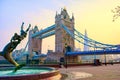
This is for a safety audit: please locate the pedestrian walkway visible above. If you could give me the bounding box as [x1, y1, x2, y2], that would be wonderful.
[59, 64, 120, 80]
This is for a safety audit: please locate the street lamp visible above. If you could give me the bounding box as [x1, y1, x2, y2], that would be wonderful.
[64, 43, 68, 68]
[103, 48, 107, 66]
[94, 42, 96, 59]
[94, 42, 97, 65]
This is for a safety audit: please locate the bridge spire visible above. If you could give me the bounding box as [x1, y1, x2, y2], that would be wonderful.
[72, 13, 74, 20]
[84, 29, 89, 51]
[63, 6, 66, 10]
[55, 11, 58, 18]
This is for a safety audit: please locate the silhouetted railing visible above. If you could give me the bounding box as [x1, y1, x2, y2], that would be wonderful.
[0, 59, 119, 66]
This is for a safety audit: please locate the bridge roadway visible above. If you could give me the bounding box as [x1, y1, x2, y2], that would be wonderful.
[66, 49, 120, 56]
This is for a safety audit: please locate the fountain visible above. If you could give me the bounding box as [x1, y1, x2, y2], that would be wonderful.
[0, 23, 61, 80]
[0, 67, 61, 80]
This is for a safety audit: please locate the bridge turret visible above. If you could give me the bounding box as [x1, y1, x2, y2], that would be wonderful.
[55, 11, 58, 19]
[71, 13, 75, 23]
[61, 8, 70, 19]
[55, 8, 74, 23]
[33, 26, 39, 33]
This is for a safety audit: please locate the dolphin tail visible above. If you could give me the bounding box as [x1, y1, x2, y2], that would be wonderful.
[13, 64, 26, 73]
[4, 52, 19, 67]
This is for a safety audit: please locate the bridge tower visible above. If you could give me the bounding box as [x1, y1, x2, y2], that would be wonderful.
[55, 8, 75, 53]
[28, 26, 42, 58]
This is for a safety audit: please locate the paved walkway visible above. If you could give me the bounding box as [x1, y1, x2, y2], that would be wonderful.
[59, 64, 120, 80]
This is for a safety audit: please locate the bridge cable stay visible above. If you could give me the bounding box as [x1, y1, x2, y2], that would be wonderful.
[74, 29, 117, 47]
[60, 24, 118, 50]
[60, 24, 97, 48]
[74, 30, 117, 49]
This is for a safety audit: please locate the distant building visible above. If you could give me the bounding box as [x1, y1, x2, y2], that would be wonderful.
[84, 29, 89, 51]
[12, 49, 28, 60]
[117, 44, 120, 49]
[81, 30, 95, 61]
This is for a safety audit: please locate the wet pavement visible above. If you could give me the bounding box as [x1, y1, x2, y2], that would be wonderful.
[59, 64, 120, 80]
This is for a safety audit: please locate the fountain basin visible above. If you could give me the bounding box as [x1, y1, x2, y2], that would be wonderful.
[0, 67, 61, 80]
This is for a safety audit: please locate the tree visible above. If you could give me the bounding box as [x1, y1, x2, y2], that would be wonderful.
[112, 6, 120, 22]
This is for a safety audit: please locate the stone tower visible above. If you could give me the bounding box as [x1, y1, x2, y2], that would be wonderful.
[28, 26, 42, 58]
[55, 8, 75, 53]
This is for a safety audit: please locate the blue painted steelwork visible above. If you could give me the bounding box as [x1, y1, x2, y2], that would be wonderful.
[31, 23, 118, 50]
[66, 49, 120, 56]
[39, 30, 55, 39]
[61, 24, 118, 49]
[32, 25, 56, 38]
[32, 54, 47, 59]
[61, 24, 98, 48]
[74, 29, 117, 49]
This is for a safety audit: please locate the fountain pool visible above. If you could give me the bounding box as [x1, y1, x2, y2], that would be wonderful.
[0, 67, 61, 80]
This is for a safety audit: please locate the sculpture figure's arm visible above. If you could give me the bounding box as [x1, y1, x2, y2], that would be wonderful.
[26, 24, 31, 32]
[21, 22, 24, 31]
[20, 23, 31, 39]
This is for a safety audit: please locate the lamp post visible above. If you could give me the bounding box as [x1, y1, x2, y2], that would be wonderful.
[94, 42, 96, 59]
[65, 51, 67, 68]
[26, 54, 29, 64]
[103, 48, 107, 66]
[93, 42, 97, 65]
[65, 43, 68, 68]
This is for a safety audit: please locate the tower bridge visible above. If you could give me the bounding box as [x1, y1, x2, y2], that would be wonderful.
[28, 8, 120, 62]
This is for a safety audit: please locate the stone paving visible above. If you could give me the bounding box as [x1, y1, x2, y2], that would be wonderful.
[59, 64, 120, 80]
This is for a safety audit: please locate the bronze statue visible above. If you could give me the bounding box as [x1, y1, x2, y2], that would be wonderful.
[0, 22, 31, 72]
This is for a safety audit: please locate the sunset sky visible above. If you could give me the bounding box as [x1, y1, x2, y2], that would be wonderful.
[0, 0, 120, 53]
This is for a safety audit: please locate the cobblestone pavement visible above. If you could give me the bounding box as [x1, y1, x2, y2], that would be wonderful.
[59, 64, 120, 80]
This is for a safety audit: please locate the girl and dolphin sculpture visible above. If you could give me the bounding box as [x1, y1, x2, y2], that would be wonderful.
[0, 22, 31, 72]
